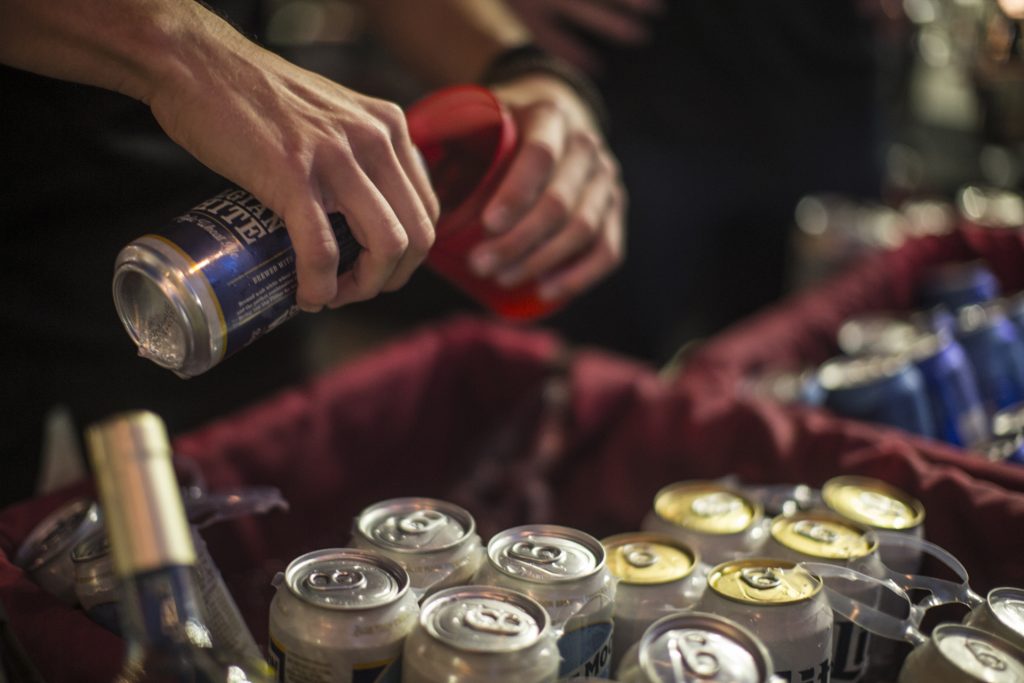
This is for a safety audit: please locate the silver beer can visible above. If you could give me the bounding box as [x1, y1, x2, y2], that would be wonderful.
[898, 623, 1024, 682]
[616, 611, 778, 683]
[695, 559, 833, 683]
[70, 528, 120, 633]
[476, 524, 616, 679]
[268, 548, 419, 683]
[601, 533, 705, 673]
[14, 498, 102, 604]
[964, 587, 1024, 653]
[764, 511, 886, 683]
[821, 476, 926, 575]
[401, 585, 560, 683]
[351, 498, 484, 601]
[641, 481, 767, 566]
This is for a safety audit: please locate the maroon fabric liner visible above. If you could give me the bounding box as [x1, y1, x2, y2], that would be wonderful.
[1, 316, 1022, 681]
[679, 230, 1024, 492]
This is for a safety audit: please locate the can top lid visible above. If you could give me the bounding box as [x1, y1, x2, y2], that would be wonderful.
[113, 261, 192, 372]
[770, 511, 876, 560]
[822, 476, 925, 531]
[708, 558, 821, 605]
[283, 548, 409, 610]
[957, 300, 1010, 335]
[602, 533, 698, 585]
[993, 402, 1024, 438]
[653, 482, 761, 536]
[70, 528, 111, 564]
[957, 185, 1024, 228]
[354, 497, 475, 553]
[14, 499, 101, 572]
[419, 585, 550, 653]
[989, 587, 1024, 638]
[487, 525, 604, 583]
[836, 314, 918, 357]
[931, 623, 1024, 681]
[816, 353, 910, 392]
[982, 433, 1024, 464]
[900, 198, 956, 237]
[638, 612, 773, 683]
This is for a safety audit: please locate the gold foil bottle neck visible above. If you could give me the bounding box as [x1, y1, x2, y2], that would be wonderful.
[771, 512, 875, 560]
[654, 482, 760, 535]
[86, 410, 196, 577]
[602, 533, 697, 585]
[709, 559, 821, 605]
[822, 476, 925, 531]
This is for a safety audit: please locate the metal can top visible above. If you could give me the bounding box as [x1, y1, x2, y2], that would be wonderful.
[993, 401, 1024, 438]
[957, 300, 1009, 336]
[931, 623, 1024, 681]
[354, 497, 475, 553]
[989, 588, 1024, 640]
[70, 528, 111, 564]
[836, 314, 918, 357]
[653, 482, 761, 536]
[770, 511, 876, 560]
[282, 548, 410, 610]
[900, 198, 956, 237]
[602, 533, 698, 586]
[637, 612, 773, 683]
[419, 585, 550, 653]
[957, 185, 1024, 228]
[981, 434, 1024, 464]
[708, 558, 821, 606]
[14, 499, 101, 572]
[487, 525, 605, 584]
[822, 475, 925, 531]
[816, 353, 910, 392]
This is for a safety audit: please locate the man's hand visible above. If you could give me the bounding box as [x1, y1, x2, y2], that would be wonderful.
[505, 0, 665, 73]
[470, 75, 626, 304]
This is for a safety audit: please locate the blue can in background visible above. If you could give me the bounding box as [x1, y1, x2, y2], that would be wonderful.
[919, 260, 1000, 312]
[993, 401, 1024, 439]
[904, 328, 990, 447]
[1006, 291, 1024, 339]
[955, 301, 1024, 415]
[978, 433, 1024, 466]
[818, 354, 935, 437]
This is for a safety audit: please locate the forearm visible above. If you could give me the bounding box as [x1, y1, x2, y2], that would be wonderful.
[0, 0, 250, 103]
[360, 0, 531, 85]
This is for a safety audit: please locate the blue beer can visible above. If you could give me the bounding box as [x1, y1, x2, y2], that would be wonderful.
[919, 260, 1000, 312]
[904, 328, 990, 447]
[113, 188, 360, 377]
[992, 401, 1024, 439]
[1006, 291, 1024, 338]
[743, 367, 826, 406]
[978, 433, 1024, 466]
[818, 354, 936, 437]
[955, 301, 1024, 415]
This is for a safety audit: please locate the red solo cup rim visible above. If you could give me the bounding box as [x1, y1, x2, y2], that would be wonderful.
[405, 84, 518, 240]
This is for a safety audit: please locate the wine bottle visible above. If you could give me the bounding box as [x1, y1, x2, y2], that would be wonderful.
[86, 410, 273, 683]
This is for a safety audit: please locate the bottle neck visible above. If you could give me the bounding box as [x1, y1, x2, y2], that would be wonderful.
[120, 564, 212, 651]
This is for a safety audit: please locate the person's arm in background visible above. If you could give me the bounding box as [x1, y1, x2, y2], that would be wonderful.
[362, 0, 626, 306]
[0, 0, 438, 312]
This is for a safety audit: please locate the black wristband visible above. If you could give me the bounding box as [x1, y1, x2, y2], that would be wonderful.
[479, 44, 611, 135]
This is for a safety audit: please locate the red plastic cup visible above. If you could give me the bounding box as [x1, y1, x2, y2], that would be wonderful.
[406, 85, 564, 321]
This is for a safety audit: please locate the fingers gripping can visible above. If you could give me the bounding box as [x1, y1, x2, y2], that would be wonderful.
[898, 623, 1024, 682]
[695, 559, 833, 683]
[601, 533, 705, 673]
[641, 481, 767, 566]
[268, 548, 420, 683]
[615, 612, 778, 683]
[351, 498, 484, 601]
[476, 525, 616, 679]
[764, 512, 886, 683]
[14, 498, 102, 604]
[401, 585, 560, 682]
[821, 476, 926, 575]
[964, 587, 1024, 653]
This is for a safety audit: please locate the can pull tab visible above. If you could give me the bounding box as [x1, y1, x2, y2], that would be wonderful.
[398, 510, 447, 535]
[306, 569, 367, 591]
[740, 567, 781, 590]
[800, 561, 929, 648]
[874, 530, 985, 609]
[793, 520, 839, 545]
[508, 540, 565, 565]
[668, 633, 721, 678]
[690, 492, 742, 518]
[464, 606, 526, 636]
[622, 543, 659, 569]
